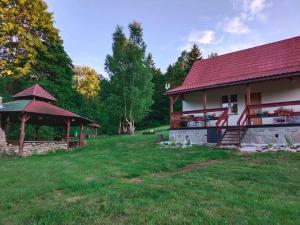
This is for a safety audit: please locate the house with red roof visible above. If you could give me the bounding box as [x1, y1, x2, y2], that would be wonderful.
[166, 36, 300, 147]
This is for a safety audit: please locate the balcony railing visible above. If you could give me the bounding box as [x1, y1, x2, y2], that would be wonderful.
[170, 107, 228, 132]
[237, 100, 300, 128]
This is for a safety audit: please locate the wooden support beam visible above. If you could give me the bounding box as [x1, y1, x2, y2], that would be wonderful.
[19, 114, 30, 155]
[246, 85, 251, 106]
[65, 119, 71, 149]
[79, 123, 84, 147]
[203, 91, 207, 127]
[169, 95, 174, 114]
[246, 85, 251, 125]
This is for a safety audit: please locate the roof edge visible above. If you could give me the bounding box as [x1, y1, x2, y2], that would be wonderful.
[166, 72, 300, 95]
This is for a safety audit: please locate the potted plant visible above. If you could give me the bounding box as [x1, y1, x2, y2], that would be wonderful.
[274, 107, 293, 116]
[256, 110, 269, 118]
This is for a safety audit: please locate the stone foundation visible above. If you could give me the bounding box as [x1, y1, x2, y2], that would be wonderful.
[4, 141, 68, 157]
[241, 126, 300, 146]
[0, 127, 7, 154]
[169, 129, 207, 145]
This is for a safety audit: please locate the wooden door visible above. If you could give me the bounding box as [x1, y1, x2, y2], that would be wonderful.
[250, 93, 262, 125]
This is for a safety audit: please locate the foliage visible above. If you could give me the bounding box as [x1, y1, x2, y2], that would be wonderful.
[0, 0, 103, 139]
[104, 22, 153, 134]
[208, 52, 218, 58]
[185, 44, 202, 72]
[138, 54, 169, 129]
[0, 0, 59, 78]
[0, 131, 299, 224]
[73, 66, 100, 98]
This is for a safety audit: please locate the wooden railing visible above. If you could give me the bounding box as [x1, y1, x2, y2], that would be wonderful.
[237, 100, 300, 127]
[216, 108, 229, 133]
[170, 107, 228, 129]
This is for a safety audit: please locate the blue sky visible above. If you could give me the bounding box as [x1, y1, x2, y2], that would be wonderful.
[45, 0, 300, 77]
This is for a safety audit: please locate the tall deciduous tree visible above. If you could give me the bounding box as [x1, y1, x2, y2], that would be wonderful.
[73, 66, 100, 98]
[105, 22, 153, 134]
[0, 0, 59, 78]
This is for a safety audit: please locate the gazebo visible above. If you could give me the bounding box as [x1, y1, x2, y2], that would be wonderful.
[0, 84, 97, 156]
[88, 122, 101, 138]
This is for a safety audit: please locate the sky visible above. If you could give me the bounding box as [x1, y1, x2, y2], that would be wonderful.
[45, 0, 300, 77]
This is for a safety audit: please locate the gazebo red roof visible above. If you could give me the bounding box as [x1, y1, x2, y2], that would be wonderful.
[167, 36, 300, 95]
[13, 84, 57, 102]
[24, 100, 77, 117]
[1, 84, 97, 126]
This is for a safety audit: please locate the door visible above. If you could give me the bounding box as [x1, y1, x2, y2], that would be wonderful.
[207, 127, 221, 143]
[250, 93, 262, 125]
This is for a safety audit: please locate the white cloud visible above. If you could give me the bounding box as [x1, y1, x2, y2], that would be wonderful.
[223, 17, 250, 34]
[188, 30, 215, 44]
[239, 0, 270, 20]
[179, 30, 217, 51]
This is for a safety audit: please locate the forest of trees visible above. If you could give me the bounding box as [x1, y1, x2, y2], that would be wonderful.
[0, 0, 216, 136]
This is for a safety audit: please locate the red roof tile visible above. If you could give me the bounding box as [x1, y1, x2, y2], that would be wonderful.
[13, 84, 57, 101]
[23, 100, 78, 117]
[167, 36, 300, 94]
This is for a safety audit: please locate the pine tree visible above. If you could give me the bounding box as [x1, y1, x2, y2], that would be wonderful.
[186, 44, 202, 72]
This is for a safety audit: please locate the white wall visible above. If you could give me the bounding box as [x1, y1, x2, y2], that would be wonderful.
[182, 78, 300, 126]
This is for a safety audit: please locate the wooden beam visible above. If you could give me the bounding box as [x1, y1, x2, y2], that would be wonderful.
[65, 119, 71, 149]
[19, 114, 30, 155]
[169, 95, 174, 114]
[246, 85, 251, 125]
[246, 85, 251, 106]
[203, 91, 207, 127]
[79, 123, 84, 147]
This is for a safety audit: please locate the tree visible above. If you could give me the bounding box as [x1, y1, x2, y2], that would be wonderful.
[186, 44, 202, 72]
[208, 52, 218, 58]
[0, 0, 59, 78]
[73, 66, 100, 98]
[137, 54, 169, 129]
[105, 22, 153, 134]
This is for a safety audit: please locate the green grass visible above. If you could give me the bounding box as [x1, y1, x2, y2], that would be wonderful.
[0, 127, 299, 224]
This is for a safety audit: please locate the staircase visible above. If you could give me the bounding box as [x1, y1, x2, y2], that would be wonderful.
[219, 127, 247, 146]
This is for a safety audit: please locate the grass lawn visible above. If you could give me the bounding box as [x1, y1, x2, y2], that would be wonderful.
[0, 127, 299, 224]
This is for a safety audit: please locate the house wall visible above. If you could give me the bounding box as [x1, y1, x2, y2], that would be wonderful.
[242, 126, 300, 146]
[182, 79, 300, 126]
[169, 129, 207, 145]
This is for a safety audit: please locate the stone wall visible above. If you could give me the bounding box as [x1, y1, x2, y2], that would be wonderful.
[0, 127, 7, 154]
[4, 141, 68, 156]
[242, 126, 300, 146]
[169, 129, 207, 145]
[22, 141, 68, 156]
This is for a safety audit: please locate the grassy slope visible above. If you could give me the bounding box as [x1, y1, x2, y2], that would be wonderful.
[0, 127, 299, 225]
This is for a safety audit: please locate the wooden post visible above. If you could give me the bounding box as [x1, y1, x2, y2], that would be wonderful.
[65, 119, 70, 149]
[203, 91, 207, 127]
[19, 114, 30, 155]
[246, 85, 251, 125]
[169, 95, 174, 114]
[169, 95, 174, 128]
[79, 123, 84, 147]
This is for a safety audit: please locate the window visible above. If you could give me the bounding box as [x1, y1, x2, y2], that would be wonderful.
[221, 94, 238, 114]
[222, 96, 229, 108]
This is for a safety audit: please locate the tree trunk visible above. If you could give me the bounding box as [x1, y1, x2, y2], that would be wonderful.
[119, 120, 135, 135]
